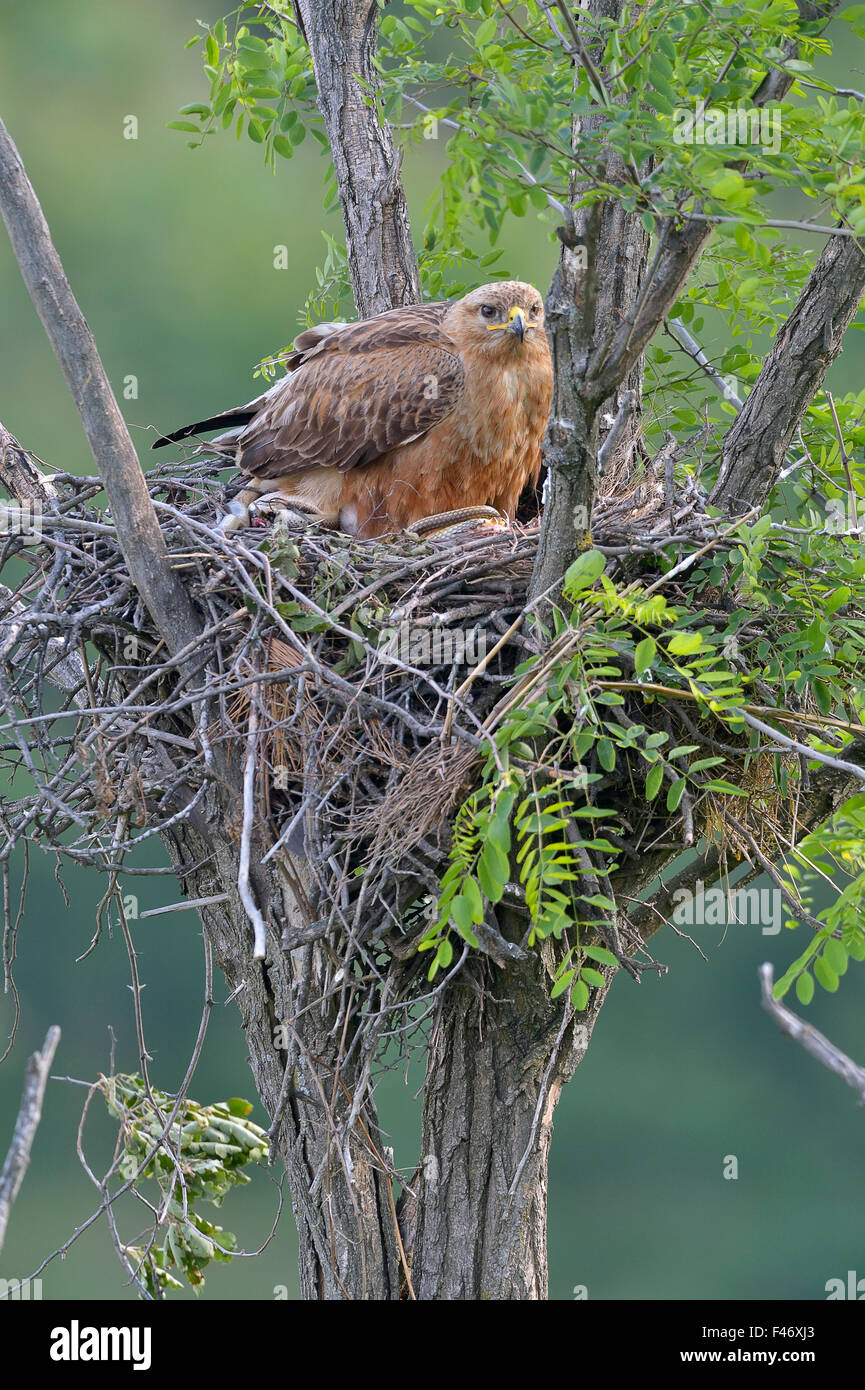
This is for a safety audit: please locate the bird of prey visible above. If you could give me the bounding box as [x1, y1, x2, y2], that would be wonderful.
[153, 281, 553, 539]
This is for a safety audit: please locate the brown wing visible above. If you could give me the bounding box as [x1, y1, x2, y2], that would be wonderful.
[235, 304, 465, 480]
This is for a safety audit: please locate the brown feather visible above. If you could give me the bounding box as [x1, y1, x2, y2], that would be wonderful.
[160, 282, 553, 537]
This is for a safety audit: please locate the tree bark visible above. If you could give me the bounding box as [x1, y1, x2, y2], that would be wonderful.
[409, 929, 611, 1300]
[530, 248, 602, 602]
[160, 786, 404, 1299]
[294, 0, 422, 317]
[711, 232, 865, 513]
[0, 116, 202, 662]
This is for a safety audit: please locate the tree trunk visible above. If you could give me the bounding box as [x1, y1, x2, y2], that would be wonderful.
[294, 0, 422, 316]
[410, 937, 611, 1299]
[711, 231, 865, 513]
[162, 807, 404, 1300]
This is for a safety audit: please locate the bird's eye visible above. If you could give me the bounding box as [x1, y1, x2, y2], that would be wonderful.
[480, 304, 497, 318]
[530, 303, 541, 315]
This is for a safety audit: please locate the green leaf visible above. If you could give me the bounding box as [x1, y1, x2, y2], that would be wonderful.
[597, 737, 616, 771]
[795, 971, 815, 1005]
[450, 894, 472, 932]
[570, 979, 590, 1011]
[703, 779, 747, 796]
[709, 170, 746, 202]
[435, 939, 454, 969]
[583, 944, 618, 966]
[634, 637, 656, 673]
[825, 586, 851, 614]
[488, 794, 515, 853]
[577, 894, 617, 911]
[563, 550, 606, 595]
[580, 966, 606, 988]
[667, 632, 703, 656]
[463, 875, 485, 924]
[666, 777, 686, 811]
[847, 935, 865, 962]
[551, 969, 576, 999]
[823, 937, 848, 976]
[224, 1098, 253, 1117]
[477, 843, 508, 903]
[814, 955, 839, 992]
[645, 763, 664, 801]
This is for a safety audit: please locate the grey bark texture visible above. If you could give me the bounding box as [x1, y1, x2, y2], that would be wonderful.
[293, 0, 422, 317]
[0, 1027, 61, 1254]
[711, 233, 865, 513]
[0, 116, 203, 663]
[409, 926, 611, 1299]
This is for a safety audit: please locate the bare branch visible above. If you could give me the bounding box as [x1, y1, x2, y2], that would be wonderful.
[666, 320, 744, 410]
[760, 963, 865, 1103]
[239, 684, 269, 960]
[598, 389, 638, 472]
[0, 1025, 60, 1253]
[0, 114, 202, 660]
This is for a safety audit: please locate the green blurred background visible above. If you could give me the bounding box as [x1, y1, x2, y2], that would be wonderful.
[0, 1, 863, 1303]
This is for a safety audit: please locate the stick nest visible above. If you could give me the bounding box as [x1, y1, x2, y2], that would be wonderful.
[0, 450, 796, 1028]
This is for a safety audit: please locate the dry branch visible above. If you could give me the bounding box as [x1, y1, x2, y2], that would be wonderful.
[759, 963, 865, 1103]
[0, 114, 202, 661]
[0, 1025, 60, 1253]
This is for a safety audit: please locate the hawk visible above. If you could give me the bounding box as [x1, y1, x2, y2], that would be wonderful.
[153, 281, 553, 539]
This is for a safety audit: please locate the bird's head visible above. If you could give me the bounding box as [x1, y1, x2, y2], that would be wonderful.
[444, 281, 546, 356]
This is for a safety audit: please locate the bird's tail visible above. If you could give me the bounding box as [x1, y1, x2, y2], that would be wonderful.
[151, 409, 255, 449]
[152, 322, 346, 449]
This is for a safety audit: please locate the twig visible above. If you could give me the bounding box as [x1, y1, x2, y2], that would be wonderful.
[759, 963, 865, 1102]
[666, 320, 744, 410]
[239, 679, 268, 959]
[0, 1025, 61, 1253]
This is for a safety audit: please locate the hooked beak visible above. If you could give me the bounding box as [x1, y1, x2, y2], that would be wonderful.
[507, 306, 526, 341]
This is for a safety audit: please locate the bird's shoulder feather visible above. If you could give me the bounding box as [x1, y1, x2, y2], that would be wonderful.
[237, 302, 465, 479]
